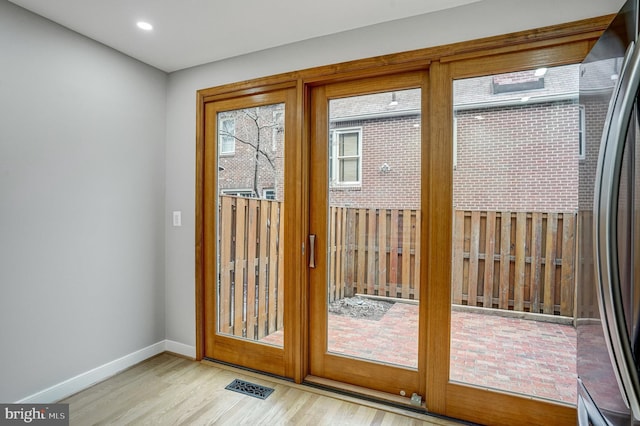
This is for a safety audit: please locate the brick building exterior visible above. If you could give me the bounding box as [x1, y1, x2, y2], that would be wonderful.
[578, 58, 614, 212]
[328, 89, 421, 209]
[453, 64, 581, 213]
[217, 103, 285, 201]
[453, 100, 580, 212]
[217, 64, 582, 213]
[329, 114, 421, 210]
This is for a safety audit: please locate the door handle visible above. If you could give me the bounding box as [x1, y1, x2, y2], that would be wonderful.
[593, 40, 640, 419]
[309, 234, 316, 268]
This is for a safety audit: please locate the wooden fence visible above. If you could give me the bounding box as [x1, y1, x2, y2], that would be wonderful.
[218, 195, 284, 340]
[217, 199, 579, 334]
[328, 207, 421, 302]
[575, 212, 598, 319]
[452, 210, 577, 316]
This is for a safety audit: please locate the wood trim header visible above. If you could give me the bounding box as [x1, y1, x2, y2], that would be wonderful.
[196, 14, 613, 98]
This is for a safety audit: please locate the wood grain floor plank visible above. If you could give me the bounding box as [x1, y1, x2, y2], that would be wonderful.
[60, 353, 466, 425]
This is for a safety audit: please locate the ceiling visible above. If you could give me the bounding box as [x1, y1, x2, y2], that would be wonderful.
[8, 0, 481, 73]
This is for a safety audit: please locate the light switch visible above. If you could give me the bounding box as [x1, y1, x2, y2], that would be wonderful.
[172, 211, 182, 227]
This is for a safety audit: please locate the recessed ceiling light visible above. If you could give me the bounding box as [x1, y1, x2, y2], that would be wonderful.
[137, 21, 153, 31]
[520, 96, 530, 102]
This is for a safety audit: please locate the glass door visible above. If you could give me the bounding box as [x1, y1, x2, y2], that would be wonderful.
[437, 53, 582, 425]
[203, 87, 296, 377]
[449, 64, 580, 404]
[308, 72, 427, 399]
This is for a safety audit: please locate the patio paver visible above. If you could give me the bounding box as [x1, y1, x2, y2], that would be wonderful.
[260, 302, 576, 404]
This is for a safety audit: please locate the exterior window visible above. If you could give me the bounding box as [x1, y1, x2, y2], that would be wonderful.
[330, 128, 362, 185]
[262, 188, 276, 200]
[219, 117, 235, 155]
[221, 189, 255, 198]
[578, 105, 585, 160]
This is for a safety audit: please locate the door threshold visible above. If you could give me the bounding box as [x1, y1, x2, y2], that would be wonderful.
[201, 359, 467, 424]
[304, 375, 425, 412]
[304, 376, 476, 425]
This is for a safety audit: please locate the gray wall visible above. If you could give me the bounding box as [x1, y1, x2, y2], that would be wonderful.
[164, 0, 623, 351]
[0, 0, 167, 402]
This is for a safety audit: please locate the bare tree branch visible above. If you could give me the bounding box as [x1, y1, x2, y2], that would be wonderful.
[218, 105, 282, 198]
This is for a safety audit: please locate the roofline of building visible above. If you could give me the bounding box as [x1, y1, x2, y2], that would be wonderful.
[454, 91, 579, 111]
[330, 92, 580, 122]
[331, 109, 421, 123]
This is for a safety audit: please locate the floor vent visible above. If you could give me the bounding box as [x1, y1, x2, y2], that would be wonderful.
[225, 379, 274, 400]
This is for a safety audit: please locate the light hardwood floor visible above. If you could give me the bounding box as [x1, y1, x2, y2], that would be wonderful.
[60, 353, 468, 425]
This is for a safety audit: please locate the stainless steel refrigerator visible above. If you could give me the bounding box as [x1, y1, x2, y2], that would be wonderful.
[578, 0, 640, 424]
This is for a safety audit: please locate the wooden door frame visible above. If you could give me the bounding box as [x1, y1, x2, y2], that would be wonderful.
[194, 14, 613, 425]
[307, 72, 428, 398]
[197, 82, 306, 380]
[426, 40, 600, 426]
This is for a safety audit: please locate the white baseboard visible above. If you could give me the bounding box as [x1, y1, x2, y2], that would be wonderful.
[165, 339, 196, 358]
[17, 340, 196, 404]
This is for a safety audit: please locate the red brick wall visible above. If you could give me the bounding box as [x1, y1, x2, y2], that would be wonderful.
[218, 104, 284, 201]
[329, 115, 421, 209]
[453, 100, 580, 212]
[579, 95, 608, 211]
[218, 101, 580, 212]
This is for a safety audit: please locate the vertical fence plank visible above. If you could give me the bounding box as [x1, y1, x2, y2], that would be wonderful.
[389, 210, 399, 297]
[468, 211, 481, 307]
[530, 212, 543, 314]
[329, 207, 337, 302]
[245, 199, 259, 340]
[234, 197, 247, 337]
[344, 208, 356, 296]
[452, 210, 465, 304]
[402, 209, 412, 299]
[341, 207, 349, 298]
[335, 207, 344, 301]
[561, 213, 576, 316]
[268, 202, 279, 333]
[499, 211, 512, 310]
[378, 209, 388, 297]
[577, 212, 597, 318]
[413, 210, 421, 300]
[276, 203, 284, 330]
[483, 211, 496, 308]
[367, 209, 377, 295]
[514, 212, 527, 312]
[257, 200, 270, 339]
[544, 213, 558, 314]
[219, 196, 234, 334]
[357, 209, 367, 295]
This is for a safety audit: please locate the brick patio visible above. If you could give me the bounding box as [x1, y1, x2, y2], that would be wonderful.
[260, 302, 576, 405]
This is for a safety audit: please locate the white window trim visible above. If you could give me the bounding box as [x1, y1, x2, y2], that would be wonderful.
[219, 117, 235, 155]
[330, 127, 363, 186]
[220, 189, 255, 198]
[262, 188, 276, 200]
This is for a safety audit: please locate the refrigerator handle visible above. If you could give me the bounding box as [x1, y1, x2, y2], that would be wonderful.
[594, 40, 640, 420]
